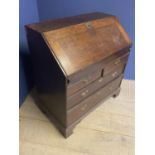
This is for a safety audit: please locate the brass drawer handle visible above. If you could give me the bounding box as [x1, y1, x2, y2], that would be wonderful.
[81, 90, 89, 97]
[81, 104, 88, 111]
[85, 22, 92, 29]
[83, 75, 93, 84]
[114, 59, 121, 65]
[98, 78, 103, 83]
[112, 71, 118, 77]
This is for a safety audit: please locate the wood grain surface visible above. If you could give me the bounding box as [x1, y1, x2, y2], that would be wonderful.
[20, 79, 135, 155]
[43, 17, 131, 76]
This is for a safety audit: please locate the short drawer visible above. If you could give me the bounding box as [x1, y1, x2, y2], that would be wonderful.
[67, 75, 123, 125]
[104, 52, 129, 75]
[67, 64, 125, 109]
[67, 65, 102, 96]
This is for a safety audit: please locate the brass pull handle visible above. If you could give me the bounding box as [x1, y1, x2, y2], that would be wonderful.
[81, 90, 89, 97]
[114, 59, 121, 65]
[85, 22, 92, 29]
[98, 78, 103, 83]
[83, 75, 93, 84]
[112, 71, 118, 77]
[81, 104, 88, 111]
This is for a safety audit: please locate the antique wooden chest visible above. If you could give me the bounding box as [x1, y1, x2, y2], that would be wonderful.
[25, 12, 132, 138]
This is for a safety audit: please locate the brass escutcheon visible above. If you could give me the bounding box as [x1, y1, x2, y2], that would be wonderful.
[85, 21, 92, 29]
[112, 71, 118, 77]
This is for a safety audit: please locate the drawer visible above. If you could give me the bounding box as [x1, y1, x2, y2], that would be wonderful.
[67, 75, 123, 125]
[67, 64, 102, 96]
[67, 64, 125, 109]
[104, 52, 129, 75]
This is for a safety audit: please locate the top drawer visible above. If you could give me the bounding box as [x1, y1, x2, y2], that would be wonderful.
[103, 52, 129, 75]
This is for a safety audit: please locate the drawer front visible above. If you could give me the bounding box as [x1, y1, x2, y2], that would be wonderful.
[67, 65, 102, 96]
[67, 64, 125, 109]
[104, 52, 129, 75]
[67, 75, 123, 125]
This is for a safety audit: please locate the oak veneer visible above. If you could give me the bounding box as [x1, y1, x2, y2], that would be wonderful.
[25, 12, 132, 138]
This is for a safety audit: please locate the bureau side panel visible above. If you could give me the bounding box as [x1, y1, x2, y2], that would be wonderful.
[25, 28, 67, 126]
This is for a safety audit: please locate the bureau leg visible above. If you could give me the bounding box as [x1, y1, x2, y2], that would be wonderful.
[112, 88, 121, 98]
[62, 123, 80, 138]
[62, 128, 73, 138]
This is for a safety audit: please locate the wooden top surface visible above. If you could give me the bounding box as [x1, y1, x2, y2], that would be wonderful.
[26, 12, 111, 33]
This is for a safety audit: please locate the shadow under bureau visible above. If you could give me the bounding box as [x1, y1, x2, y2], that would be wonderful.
[25, 12, 132, 138]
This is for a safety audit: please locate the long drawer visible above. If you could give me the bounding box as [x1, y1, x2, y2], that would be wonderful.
[67, 64, 125, 109]
[67, 75, 123, 126]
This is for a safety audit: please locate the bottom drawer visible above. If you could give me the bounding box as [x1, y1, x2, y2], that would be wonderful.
[67, 75, 123, 126]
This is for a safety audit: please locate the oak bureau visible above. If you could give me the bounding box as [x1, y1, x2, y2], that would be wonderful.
[25, 12, 132, 138]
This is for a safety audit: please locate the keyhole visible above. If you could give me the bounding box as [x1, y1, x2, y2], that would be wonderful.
[101, 69, 104, 77]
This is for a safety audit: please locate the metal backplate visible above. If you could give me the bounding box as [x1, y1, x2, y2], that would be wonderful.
[85, 21, 93, 29]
